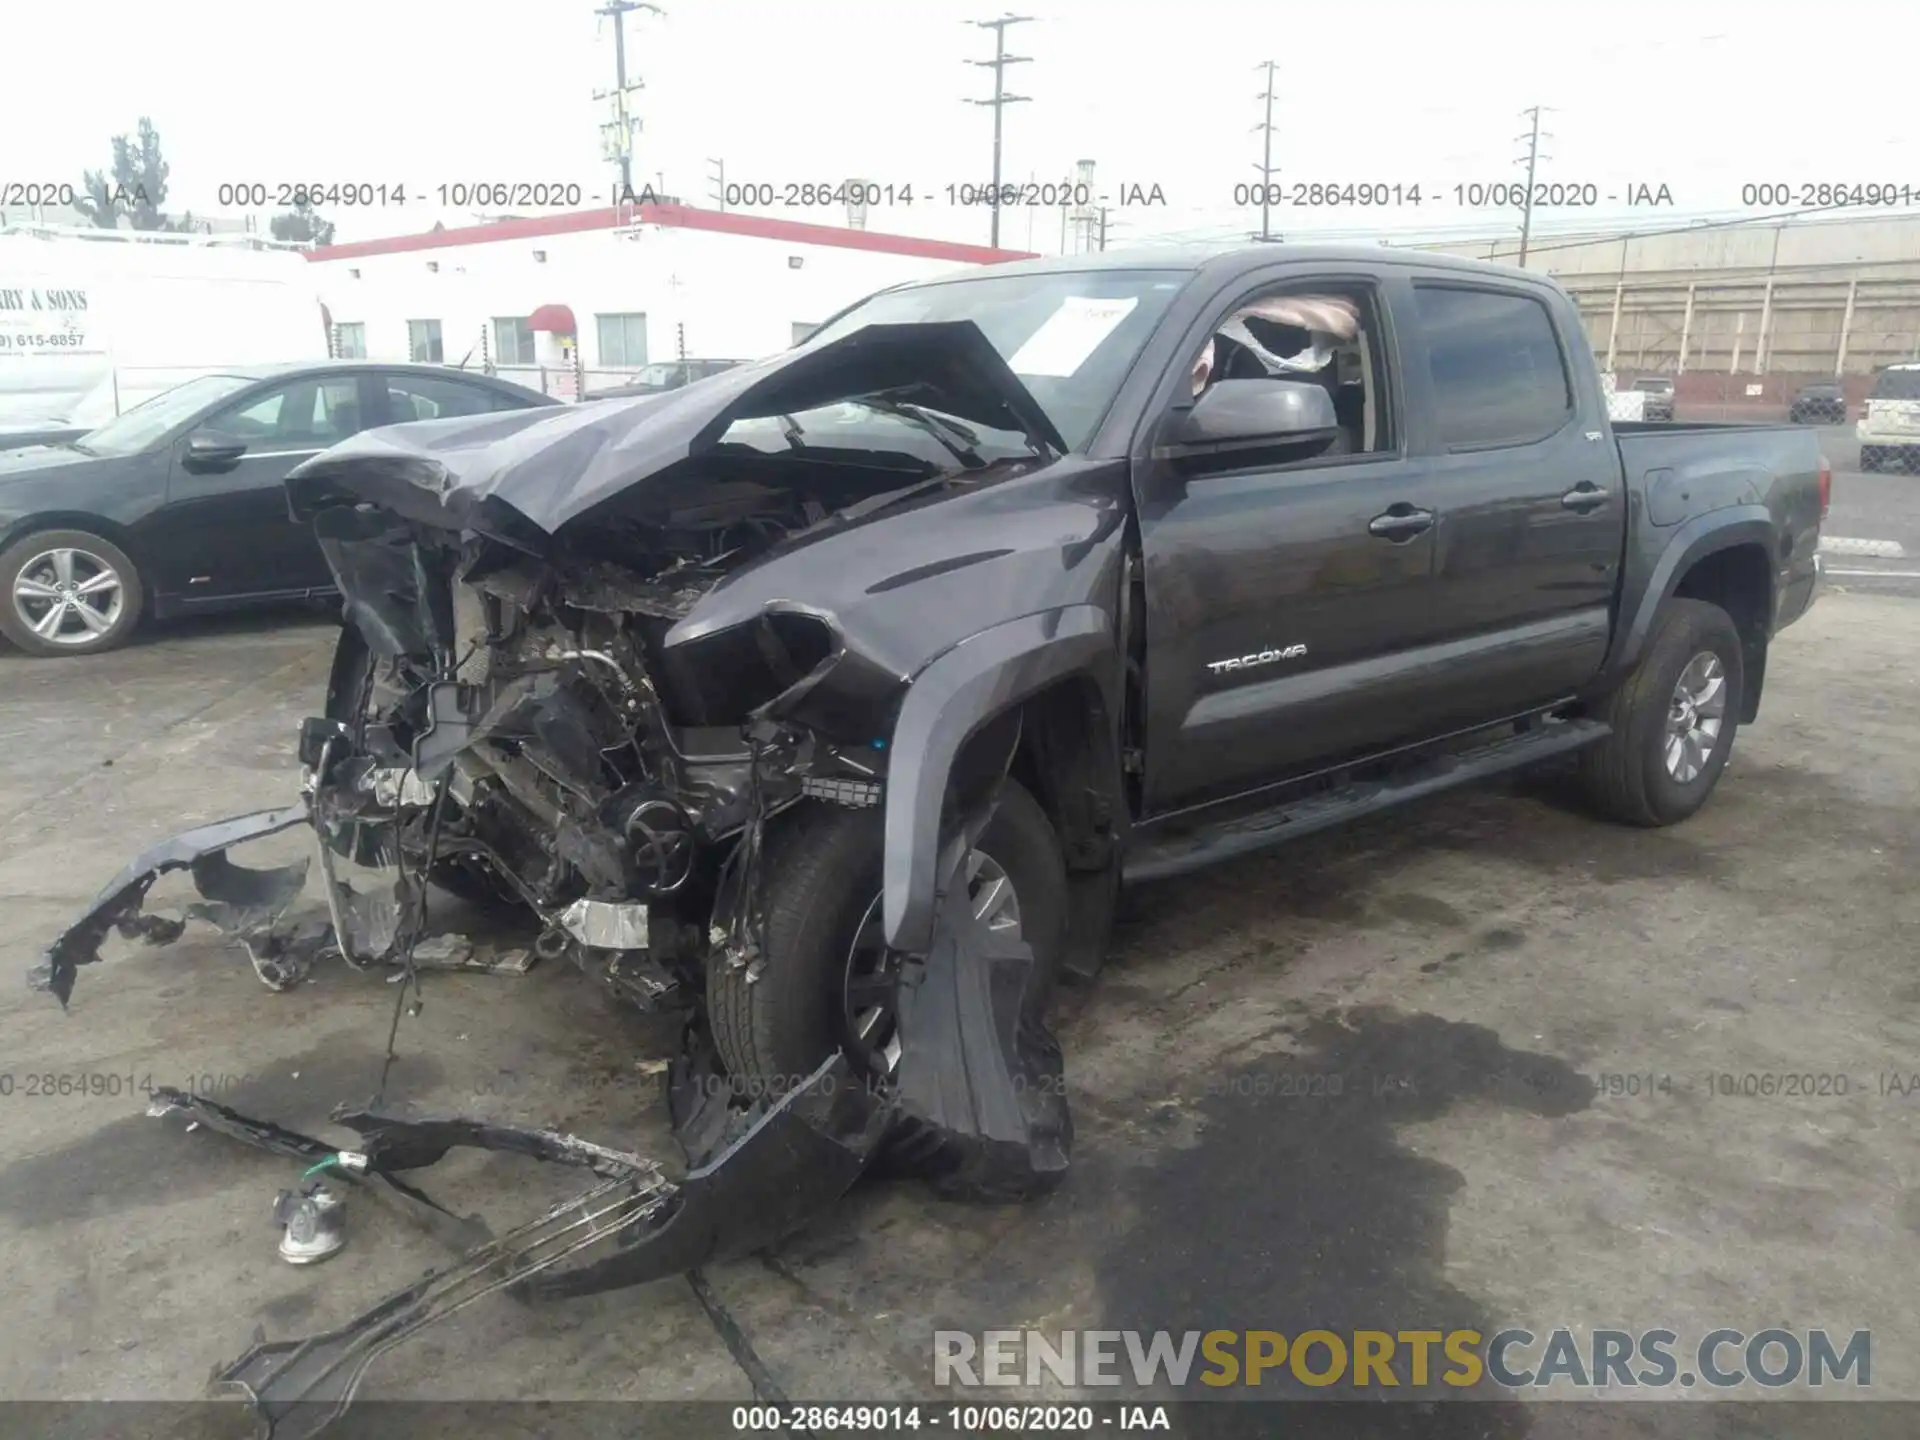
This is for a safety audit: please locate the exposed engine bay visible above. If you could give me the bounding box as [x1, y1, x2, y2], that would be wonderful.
[305, 475, 906, 1012]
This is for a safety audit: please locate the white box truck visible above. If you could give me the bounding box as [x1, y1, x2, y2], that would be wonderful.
[0, 225, 330, 448]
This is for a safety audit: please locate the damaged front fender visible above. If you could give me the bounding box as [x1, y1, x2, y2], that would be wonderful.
[31, 804, 312, 1006]
[882, 605, 1121, 955]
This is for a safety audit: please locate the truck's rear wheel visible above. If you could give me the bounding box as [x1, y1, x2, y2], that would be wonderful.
[1578, 598, 1743, 827]
[707, 779, 1067, 1088]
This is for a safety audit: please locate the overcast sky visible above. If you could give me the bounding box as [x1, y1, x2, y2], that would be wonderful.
[7, 0, 1917, 251]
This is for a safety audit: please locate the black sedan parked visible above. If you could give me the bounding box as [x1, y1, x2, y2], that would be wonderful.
[0, 362, 557, 657]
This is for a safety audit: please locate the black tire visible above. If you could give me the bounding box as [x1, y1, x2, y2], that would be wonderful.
[0, 527, 144, 657]
[1578, 598, 1744, 828]
[708, 779, 1067, 1087]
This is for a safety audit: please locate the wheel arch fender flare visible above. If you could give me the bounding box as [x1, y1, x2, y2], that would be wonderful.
[0, 511, 146, 573]
[1600, 506, 1774, 688]
[881, 604, 1120, 954]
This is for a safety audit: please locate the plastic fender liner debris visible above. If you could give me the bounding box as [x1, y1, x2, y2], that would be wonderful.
[147, 1087, 492, 1255]
[207, 1054, 889, 1440]
[32, 803, 312, 1006]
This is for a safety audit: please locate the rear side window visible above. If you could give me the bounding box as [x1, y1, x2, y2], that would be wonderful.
[1870, 368, 1920, 401]
[386, 376, 521, 421]
[1413, 285, 1573, 448]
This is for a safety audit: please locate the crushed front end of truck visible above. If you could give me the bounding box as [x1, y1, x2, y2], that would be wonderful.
[30, 320, 1125, 1438]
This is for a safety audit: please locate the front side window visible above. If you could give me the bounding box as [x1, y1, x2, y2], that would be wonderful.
[407, 319, 444, 364]
[1414, 285, 1572, 448]
[1185, 286, 1393, 458]
[209, 377, 366, 449]
[597, 313, 648, 368]
[493, 317, 535, 365]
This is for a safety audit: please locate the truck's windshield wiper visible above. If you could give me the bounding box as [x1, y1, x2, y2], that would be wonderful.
[855, 399, 987, 470]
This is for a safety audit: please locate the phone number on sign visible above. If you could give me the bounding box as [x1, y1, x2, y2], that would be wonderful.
[0, 332, 85, 350]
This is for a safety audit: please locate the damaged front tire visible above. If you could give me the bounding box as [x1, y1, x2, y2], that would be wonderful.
[707, 779, 1067, 1091]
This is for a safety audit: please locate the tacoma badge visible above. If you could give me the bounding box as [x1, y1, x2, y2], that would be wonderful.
[1207, 644, 1307, 675]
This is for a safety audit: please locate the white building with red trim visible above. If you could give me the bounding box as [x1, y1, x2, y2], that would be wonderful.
[307, 202, 1034, 396]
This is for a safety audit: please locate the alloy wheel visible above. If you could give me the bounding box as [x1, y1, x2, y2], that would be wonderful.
[11, 546, 125, 647]
[1664, 650, 1727, 784]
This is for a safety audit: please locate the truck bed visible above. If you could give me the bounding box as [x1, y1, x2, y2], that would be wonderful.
[1611, 417, 1826, 642]
[1614, 422, 1825, 485]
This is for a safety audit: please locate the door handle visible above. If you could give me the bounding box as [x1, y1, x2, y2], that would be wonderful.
[1561, 485, 1612, 511]
[1367, 506, 1434, 541]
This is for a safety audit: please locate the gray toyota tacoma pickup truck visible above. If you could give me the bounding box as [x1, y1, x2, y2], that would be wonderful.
[34, 244, 1827, 1424]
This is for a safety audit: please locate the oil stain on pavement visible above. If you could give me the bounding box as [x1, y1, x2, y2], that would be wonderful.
[1088, 1006, 1596, 1437]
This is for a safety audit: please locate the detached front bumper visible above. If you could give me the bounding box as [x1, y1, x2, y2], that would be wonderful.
[32, 803, 316, 1006]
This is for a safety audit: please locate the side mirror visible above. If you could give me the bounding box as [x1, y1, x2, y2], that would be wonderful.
[1167, 379, 1339, 463]
[183, 429, 249, 472]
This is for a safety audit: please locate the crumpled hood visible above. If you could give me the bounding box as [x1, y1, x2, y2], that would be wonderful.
[285, 320, 1067, 546]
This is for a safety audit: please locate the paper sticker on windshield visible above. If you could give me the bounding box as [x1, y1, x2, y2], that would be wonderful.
[1008, 296, 1139, 378]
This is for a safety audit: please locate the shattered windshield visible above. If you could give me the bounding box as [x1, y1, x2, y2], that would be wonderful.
[806, 268, 1188, 450]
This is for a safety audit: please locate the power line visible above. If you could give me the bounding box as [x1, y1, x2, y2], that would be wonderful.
[595, 0, 663, 200]
[965, 14, 1033, 249]
[1513, 104, 1554, 266]
[1252, 60, 1279, 242]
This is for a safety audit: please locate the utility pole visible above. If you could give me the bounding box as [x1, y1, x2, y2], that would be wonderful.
[1252, 60, 1279, 242]
[966, 14, 1033, 249]
[596, 0, 663, 201]
[706, 157, 726, 211]
[1514, 104, 1553, 267]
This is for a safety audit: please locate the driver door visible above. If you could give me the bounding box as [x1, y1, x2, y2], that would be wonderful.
[1134, 270, 1445, 813]
[151, 372, 378, 604]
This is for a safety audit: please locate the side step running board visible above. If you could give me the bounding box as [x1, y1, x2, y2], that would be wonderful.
[1124, 717, 1610, 884]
